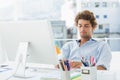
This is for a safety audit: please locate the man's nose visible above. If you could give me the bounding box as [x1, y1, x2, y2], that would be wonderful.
[80, 26, 85, 31]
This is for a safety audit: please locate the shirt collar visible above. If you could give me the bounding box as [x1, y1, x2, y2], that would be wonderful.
[76, 38, 96, 45]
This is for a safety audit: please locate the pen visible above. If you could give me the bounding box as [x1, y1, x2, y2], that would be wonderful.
[81, 59, 89, 67]
[59, 60, 65, 71]
[90, 56, 96, 66]
[62, 60, 67, 71]
[64, 60, 70, 71]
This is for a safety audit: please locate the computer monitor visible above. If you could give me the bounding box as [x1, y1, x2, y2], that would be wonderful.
[0, 20, 58, 66]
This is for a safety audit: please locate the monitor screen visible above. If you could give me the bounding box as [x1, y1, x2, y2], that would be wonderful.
[0, 20, 58, 65]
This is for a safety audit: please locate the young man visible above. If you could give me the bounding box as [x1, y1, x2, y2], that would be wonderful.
[61, 10, 111, 70]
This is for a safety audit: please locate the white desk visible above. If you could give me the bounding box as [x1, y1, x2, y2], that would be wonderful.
[97, 70, 120, 80]
[0, 62, 61, 80]
[0, 63, 120, 80]
[0, 67, 60, 80]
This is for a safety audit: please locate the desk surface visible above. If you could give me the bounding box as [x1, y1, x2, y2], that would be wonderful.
[0, 63, 120, 80]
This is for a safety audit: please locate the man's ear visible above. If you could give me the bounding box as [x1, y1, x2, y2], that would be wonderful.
[93, 25, 97, 30]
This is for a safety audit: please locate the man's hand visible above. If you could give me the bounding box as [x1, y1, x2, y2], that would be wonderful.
[55, 60, 82, 69]
[70, 61, 82, 68]
[97, 66, 106, 70]
[55, 64, 59, 69]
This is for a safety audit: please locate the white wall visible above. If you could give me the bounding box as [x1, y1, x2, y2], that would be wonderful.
[0, 38, 8, 64]
[110, 52, 120, 70]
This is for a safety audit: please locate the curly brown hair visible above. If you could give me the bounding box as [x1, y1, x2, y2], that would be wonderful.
[75, 10, 97, 28]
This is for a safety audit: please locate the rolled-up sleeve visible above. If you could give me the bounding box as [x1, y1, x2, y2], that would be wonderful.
[61, 42, 71, 59]
[96, 42, 112, 70]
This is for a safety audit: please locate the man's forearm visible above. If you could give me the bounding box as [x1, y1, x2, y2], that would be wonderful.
[97, 65, 106, 70]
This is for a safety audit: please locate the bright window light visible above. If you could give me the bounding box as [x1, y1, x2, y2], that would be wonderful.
[0, 0, 15, 8]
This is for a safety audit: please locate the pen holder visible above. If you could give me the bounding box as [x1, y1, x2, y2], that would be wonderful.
[61, 71, 70, 80]
[81, 66, 97, 80]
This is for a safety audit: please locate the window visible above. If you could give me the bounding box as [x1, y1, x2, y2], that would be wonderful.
[96, 15, 99, 19]
[81, 3, 88, 8]
[95, 2, 100, 7]
[112, 2, 119, 7]
[99, 24, 103, 30]
[102, 2, 107, 7]
[103, 15, 107, 19]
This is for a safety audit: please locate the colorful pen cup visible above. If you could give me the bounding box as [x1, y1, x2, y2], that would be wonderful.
[81, 66, 97, 80]
[61, 71, 70, 80]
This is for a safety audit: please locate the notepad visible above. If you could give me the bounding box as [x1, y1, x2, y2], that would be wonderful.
[41, 78, 59, 80]
[0, 68, 11, 72]
[72, 77, 81, 80]
[71, 72, 81, 80]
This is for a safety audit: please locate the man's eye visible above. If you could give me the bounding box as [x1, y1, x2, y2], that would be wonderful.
[85, 26, 89, 28]
[78, 25, 82, 27]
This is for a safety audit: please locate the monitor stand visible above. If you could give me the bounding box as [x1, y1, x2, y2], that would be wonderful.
[13, 42, 33, 78]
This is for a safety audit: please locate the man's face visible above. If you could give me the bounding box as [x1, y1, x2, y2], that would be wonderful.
[77, 19, 95, 39]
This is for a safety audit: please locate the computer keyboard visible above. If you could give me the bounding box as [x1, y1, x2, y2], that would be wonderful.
[27, 66, 58, 73]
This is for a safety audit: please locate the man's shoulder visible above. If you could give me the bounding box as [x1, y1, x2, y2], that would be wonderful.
[64, 40, 78, 45]
[92, 39, 107, 46]
[63, 40, 78, 48]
